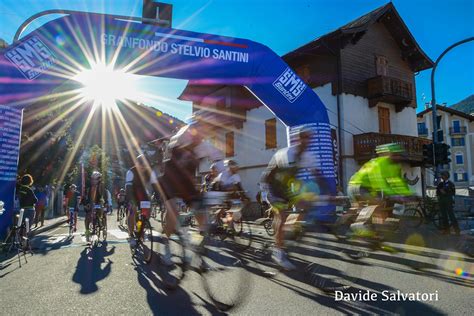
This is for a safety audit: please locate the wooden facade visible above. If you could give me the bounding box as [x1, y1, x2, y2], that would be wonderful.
[284, 3, 432, 111]
[353, 133, 432, 166]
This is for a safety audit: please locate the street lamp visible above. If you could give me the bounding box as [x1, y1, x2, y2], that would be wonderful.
[430, 37, 474, 182]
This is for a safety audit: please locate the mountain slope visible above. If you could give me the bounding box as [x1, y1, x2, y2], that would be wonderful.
[450, 95, 474, 114]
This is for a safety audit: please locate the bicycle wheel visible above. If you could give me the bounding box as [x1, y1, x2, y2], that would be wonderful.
[263, 219, 275, 236]
[199, 234, 251, 311]
[232, 220, 252, 251]
[160, 232, 186, 290]
[101, 214, 108, 241]
[160, 210, 167, 230]
[139, 219, 153, 263]
[400, 207, 423, 229]
[120, 207, 127, 228]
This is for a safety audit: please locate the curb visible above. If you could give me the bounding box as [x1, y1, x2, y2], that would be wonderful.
[31, 217, 68, 237]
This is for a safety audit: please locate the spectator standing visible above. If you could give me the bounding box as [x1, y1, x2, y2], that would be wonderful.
[436, 171, 460, 235]
[34, 186, 48, 227]
[18, 174, 38, 230]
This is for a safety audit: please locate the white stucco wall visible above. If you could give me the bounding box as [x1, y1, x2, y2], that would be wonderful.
[418, 110, 474, 186]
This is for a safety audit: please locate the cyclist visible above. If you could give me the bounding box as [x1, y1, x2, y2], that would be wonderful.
[261, 127, 325, 270]
[159, 110, 224, 266]
[348, 143, 412, 206]
[66, 184, 81, 232]
[116, 188, 126, 222]
[213, 160, 249, 231]
[84, 171, 107, 242]
[125, 154, 160, 247]
[201, 163, 219, 193]
[17, 174, 38, 230]
[347, 143, 412, 240]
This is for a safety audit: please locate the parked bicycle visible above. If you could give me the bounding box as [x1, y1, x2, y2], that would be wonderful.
[403, 196, 441, 229]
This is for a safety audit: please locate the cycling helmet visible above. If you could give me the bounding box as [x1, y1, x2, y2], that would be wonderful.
[91, 171, 102, 184]
[225, 159, 239, 167]
[136, 154, 148, 166]
[375, 143, 403, 154]
[21, 174, 34, 186]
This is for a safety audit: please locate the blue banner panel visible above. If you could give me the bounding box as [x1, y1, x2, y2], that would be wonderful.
[0, 12, 336, 222]
[0, 106, 22, 236]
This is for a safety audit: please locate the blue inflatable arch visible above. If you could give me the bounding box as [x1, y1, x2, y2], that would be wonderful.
[0, 12, 335, 232]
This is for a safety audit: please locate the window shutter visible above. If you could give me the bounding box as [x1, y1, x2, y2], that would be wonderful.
[225, 132, 234, 157]
[265, 118, 277, 149]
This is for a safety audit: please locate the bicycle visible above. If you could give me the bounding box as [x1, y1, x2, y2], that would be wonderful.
[158, 191, 252, 311]
[254, 196, 363, 292]
[130, 201, 154, 263]
[89, 204, 107, 247]
[117, 203, 127, 228]
[403, 196, 441, 229]
[262, 207, 275, 236]
[68, 207, 77, 236]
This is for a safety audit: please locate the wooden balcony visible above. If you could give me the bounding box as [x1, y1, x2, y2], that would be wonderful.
[353, 132, 432, 166]
[449, 126, 467, 136]
[367, 76, 413, 111]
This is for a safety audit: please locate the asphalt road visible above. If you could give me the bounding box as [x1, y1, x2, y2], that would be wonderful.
[1, 210, 473, 315]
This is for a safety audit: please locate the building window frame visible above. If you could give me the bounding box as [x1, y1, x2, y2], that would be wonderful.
[265, 118, 277, 149]
[378, 106, 391, 134]
[455, 172, 468, 182]
[452, 120, 460, 133]
[451, 137, 465, 147]
[225, 131, 234, 157]
[455, 152, 464, 165]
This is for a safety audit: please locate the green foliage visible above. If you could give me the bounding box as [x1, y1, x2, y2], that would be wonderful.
[82, 145, 111, 188]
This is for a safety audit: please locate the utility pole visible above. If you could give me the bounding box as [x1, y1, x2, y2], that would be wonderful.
[430, 37, 474, 184]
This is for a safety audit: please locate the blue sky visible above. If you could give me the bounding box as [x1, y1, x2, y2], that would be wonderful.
[1, 0, 473, 120]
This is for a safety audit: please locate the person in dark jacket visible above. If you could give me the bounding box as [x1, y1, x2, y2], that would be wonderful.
[18, 174, 38, 230]
[436, 171, 460, 235]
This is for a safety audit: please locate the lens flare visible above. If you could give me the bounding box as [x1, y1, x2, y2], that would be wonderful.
[455, 267, 470, 278]
[73, 62, 139, 108]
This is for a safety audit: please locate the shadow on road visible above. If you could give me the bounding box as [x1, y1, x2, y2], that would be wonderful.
[30, 234, 74, 256]
[131, 251, 225, 316]
[72, 244, 115, 294]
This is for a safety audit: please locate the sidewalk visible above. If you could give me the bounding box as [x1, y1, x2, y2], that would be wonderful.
[30, 216, 68, 237]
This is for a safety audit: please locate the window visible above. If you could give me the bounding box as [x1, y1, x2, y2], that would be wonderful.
[455, 173, 468, 182]
[453, 120, 460, 131]
[375, 55, 388, 76]
[455, 153, 464, 164]
[417, 122, 427, 135]
[225, 132, 234, 157]
[265, 118, 277, 149]
[378, 107, 391, 134]
[451, 137, 465, 147]
[296, 65, 311, 83]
